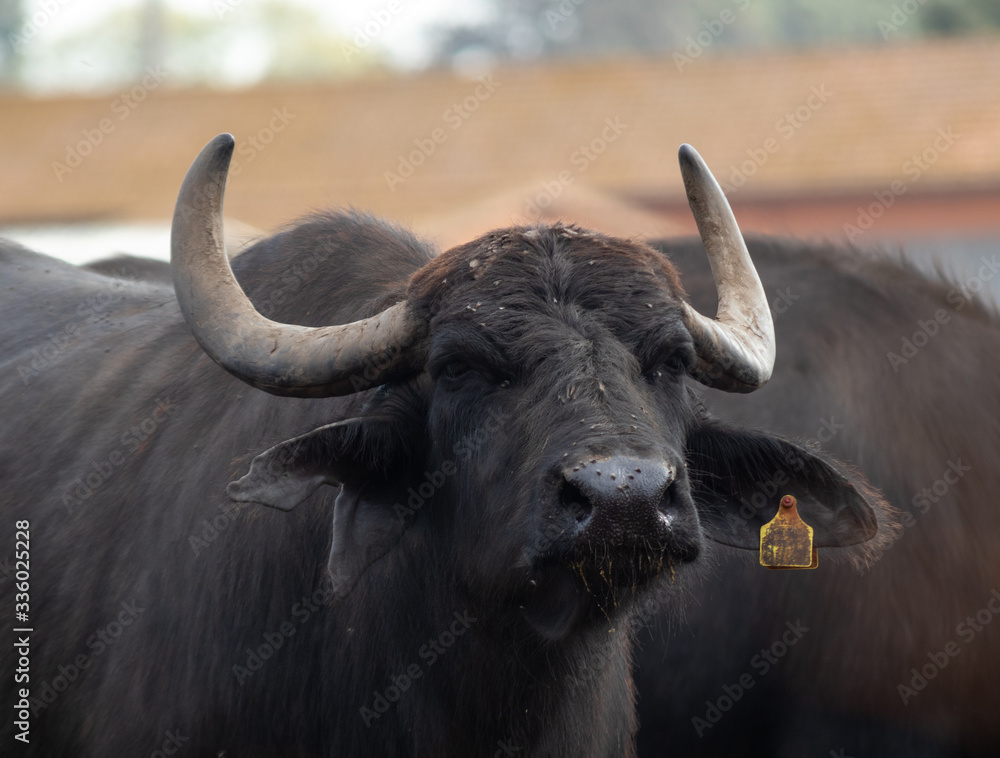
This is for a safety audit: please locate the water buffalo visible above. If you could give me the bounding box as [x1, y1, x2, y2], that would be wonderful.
[634, 237, 1000, 757]
[0, 136, 890, 757]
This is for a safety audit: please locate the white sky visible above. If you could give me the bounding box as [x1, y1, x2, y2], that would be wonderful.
[14, 0, 493, 83]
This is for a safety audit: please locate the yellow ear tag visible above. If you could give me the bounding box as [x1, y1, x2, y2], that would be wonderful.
[759, 495, 818, 570]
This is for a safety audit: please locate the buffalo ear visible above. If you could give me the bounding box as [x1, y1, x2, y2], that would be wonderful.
[326, 478, 409, 599]
[227, 379, 430, 597]
[228, 381, 428, 511]
[685, 422, 886, 551]
[227, 410, 419, 598]
[226, 419, 373, 511]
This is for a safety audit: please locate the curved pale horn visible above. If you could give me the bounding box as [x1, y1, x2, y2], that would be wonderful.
[677, 144, 775, 393]
[171, 134, 427, 398]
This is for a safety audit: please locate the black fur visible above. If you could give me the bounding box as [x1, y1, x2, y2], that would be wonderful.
[0, 216, 888, 757]
[635, 237, 1000, 758]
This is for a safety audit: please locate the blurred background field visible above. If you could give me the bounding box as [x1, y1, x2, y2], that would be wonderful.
[1, 0, 999, 287]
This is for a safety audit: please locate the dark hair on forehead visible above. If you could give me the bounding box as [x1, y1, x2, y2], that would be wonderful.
[408, 223, 687, 321]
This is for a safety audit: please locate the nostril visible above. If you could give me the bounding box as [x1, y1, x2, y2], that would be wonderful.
[559, 480, 592, 523]
[657, 480, 681, 520]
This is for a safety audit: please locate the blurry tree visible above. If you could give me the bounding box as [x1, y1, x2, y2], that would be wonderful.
[139, 0, 165, 76]
[917, 0, 1000, 35]
[428, 0, 1000, 69]
[0, 0, 24, 87]
[6, 0, 1000, 93]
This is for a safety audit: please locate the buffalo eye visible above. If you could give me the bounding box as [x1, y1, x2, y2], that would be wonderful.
[442, 362, 474, 382]
[664, 352, 689, 373]
[645, 349, 692, 384]
[437, 361, 511, 390]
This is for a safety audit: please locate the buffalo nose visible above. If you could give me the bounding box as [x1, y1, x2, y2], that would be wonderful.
[561, 456, 675, 538]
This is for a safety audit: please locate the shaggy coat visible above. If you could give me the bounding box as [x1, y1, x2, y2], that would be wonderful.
[0, 215, 890, 757]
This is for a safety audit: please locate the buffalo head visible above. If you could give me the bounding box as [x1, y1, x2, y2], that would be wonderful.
[171, 135, 880, 640]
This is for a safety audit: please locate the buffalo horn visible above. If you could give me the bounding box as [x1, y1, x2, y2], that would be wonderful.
[677, 143, 776, 392]
[171, 134, 427, 397]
